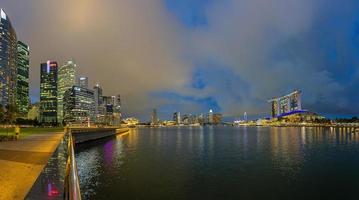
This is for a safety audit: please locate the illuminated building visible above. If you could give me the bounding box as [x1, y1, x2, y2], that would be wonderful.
[40, 61, 58, 124]
[0, 9, 17, 107]
[268, 90, 302, 118]
[173, 112, 181, 124]
[182, 114, 189, 124]
[281, 111, 325, 123]
[213, 113, 223, 125]
[57, 60, 76, 123]
[16, 41, 30, 115]
[112, 95, 121, 126]
[97, 95, 121, 125]
[123, 118, 139, 126]
[93, 84, 103, 121]
[151, 109, 158, 126]
[244, 112, 248, 121]
[63, 86, 95, 124]
[197, 114, 205, 124]
[207, 109, 214, 124]
[77, 76, 88, 89]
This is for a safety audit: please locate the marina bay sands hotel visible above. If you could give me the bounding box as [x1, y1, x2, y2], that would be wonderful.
[268, 90, 302, 118]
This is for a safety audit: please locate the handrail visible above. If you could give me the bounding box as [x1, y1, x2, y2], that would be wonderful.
[64, 130, 82, 200]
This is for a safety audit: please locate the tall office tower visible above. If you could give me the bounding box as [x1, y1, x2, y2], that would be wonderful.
[40, 61, 58, 124]
[113, 95, 121, 126]
[113, 95, 121, 112]
[77, 76, 88, 88]
[93, 84, 103, 119]
[151, 109, 158, 126]
[16, 41, 30, 115]
[0, 9, 17, 107]
[104, 96, 114, 125]
[57, 60, 76, 123]
[243, 112, 248, 121]
[173, 112, 181, 125]
[63, 86, 95, 124]
[207, 109, 214, 124]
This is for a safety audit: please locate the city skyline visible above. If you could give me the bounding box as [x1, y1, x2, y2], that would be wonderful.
[2, 1, 359, 120]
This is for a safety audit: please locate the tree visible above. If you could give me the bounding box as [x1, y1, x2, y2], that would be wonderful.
[4, 104, 17, 124]
[0, 104, 4, 123]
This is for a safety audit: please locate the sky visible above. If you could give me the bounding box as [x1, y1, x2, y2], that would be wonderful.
[1, 0, 359, 121]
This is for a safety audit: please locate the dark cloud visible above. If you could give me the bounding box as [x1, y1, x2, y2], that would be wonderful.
[182, 0, 359, 117]
[2, 0, 359, 119]
[2, 0, 192, 118]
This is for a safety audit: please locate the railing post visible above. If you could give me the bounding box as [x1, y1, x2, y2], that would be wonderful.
[64, 129, 82, 200]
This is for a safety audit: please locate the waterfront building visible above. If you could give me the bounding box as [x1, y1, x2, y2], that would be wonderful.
[113, 95, 121, 126]
[63, 86, 95, 124]
[151, 109, 158, 126]
[0, 9, 17, 107]
[16, 41, 30, 115]
[277, 111, 325, 123]
[77, 76, 88, 89]
[93, 84, 103, 121]
[207, 109, 214, 124]
[182, 114, 189, 125]
[96, 95, 121, 125]
[268, 90, 302, 118]
[57, 60, 76, 123]
[197, 114, 205, 125]
[40, 61, 58, 124]
[123, 118, 139, 126]
[112, 95, 121, 114]
[244, 112, 248, 121]
[173, 112, 181, 125]
[213, 113, 223, 125]
[162, 120, 176, 126]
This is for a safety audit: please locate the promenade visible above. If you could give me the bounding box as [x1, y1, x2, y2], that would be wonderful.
[0, 131, 64, 200]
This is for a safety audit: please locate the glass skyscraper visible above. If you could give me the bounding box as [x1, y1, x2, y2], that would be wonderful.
[16, 41, 30, 115]
[57, 60, 76, 123]
[40, 61, 58, 124]
[0, 9, 17, 107]
[93, 84, 103, 120]
[77, 76, 88, 89]
[63, 86, 95, 124]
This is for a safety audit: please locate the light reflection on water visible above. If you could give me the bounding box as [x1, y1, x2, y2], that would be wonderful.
[75, 126, 359, 200]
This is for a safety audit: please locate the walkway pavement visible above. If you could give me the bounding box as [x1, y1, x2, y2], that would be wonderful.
[0, 132, 64, 200]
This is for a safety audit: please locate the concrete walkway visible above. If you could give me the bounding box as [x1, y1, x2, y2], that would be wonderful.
[0, 132, 64, 200]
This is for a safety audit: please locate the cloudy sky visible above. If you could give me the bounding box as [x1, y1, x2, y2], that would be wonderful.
[2, 0, 359, 120]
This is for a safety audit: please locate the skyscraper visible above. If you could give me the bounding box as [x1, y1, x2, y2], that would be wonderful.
[77, 76, 88, 89]
[40, 61, 58, 124]
[57, 60, 76, 123]
[151, 109, 158, 126]
[93, 84, 103, 120]
[97, 94, 121, 125]
[0, 9, 17, 107]
[63, 86, 95, 124]
[207, 109, 214, 124]
[113, 95, 121, 126]
[268, 90, 302, 118]
[173, 112, 181, 125]
[16, 41, 30, 115]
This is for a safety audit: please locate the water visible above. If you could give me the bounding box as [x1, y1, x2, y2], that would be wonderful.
[75, 126, 359, 200]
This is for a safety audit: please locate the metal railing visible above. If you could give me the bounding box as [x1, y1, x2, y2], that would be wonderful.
[64, 130, 82, 200]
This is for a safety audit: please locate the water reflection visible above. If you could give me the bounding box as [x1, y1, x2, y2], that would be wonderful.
[26, 136, 68, 200]
[76, 127, 359, 200]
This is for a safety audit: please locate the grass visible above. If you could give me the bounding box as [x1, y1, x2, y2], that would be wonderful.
[0, 127, 64, 139]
